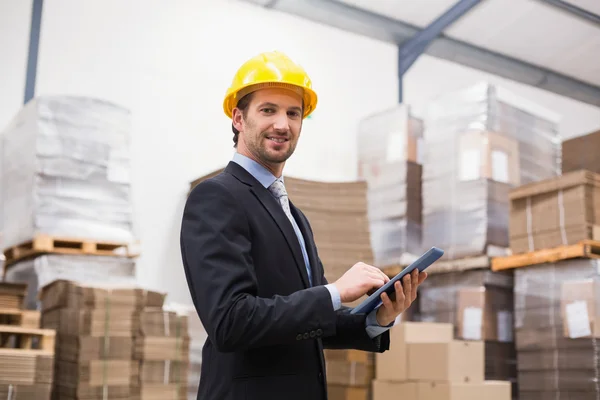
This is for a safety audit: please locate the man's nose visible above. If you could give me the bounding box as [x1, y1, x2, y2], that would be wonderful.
[272, 112, 290, 132]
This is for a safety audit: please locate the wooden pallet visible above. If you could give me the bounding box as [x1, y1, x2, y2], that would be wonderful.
[0, 326, 55, 353]
[0, 309, 40, 329]
[491, 240, 600, 271]
[3, 234, 138, 270]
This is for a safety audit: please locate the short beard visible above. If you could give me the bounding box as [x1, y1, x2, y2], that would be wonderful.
[243, 116, 296, 165]
[248, 133, 295, 164]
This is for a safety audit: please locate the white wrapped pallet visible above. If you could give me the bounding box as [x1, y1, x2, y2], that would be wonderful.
[357, 104, 424, 267]
[422, 82, 562, 260]
[1, 96, 134, 249]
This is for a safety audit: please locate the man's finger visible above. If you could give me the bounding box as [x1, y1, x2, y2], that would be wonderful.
[381, 291, 393, 310]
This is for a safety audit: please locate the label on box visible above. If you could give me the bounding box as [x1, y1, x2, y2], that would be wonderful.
[460, 149, 481, 181]
[462, 307, 483, 340]
[566, 301, 592, 338]
[386, 132, 406, 162]
[491, 150, 509, 183]
[497, 311, 514, 342]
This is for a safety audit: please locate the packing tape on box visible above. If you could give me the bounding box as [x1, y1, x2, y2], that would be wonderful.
[525, 189, 568, 252]
[557, 190, 568, 246]
[163, 311, 171, 385]
[526, 197, 534, 252]
[102, 289, 112, 400]
[593, 337, 599, 395]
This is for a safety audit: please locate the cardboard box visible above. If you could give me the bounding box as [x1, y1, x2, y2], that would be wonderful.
[375, 322, 453, 381]
[372, 380, 511, 400]
[458, 130, 520, 186]
[456, 286, 514, 342]
[408, 340, 484, 383]
[508, 170, 600, 254]
[562, 129, 600, 174]
[561, 279, 600, 338]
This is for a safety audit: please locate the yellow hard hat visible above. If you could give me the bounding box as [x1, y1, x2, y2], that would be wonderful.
[223, 51, 318, 119]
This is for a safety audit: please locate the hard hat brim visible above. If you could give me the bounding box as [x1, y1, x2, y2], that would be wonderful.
[223, 82, 317, 120]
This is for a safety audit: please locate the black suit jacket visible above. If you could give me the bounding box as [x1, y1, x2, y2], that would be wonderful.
[180, 161, 390, 400]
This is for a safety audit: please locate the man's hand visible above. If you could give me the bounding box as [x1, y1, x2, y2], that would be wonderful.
[333, 262, 390, 303]
[375, 269, 427, 326]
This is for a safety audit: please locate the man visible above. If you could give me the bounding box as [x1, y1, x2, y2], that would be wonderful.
[180, 51, 427, 400]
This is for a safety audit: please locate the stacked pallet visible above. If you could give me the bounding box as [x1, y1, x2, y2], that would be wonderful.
[0, 96, 135, 251]
[415, 269, 518, 397]
[372, 321, 511, 400]
[356, 104, 424, 267]
[492, 169, 600, 399]
[508, 259, 600, 400]
[132, 308, 190, 400]
[325, 349, 374, 400]
[0, 282, 55, 399]
[421, 82, 561, 261]
[39, 279, 166, 400]
[1, 96, 138, 309]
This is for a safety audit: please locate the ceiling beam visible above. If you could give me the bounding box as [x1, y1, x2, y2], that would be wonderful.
[398, 0, 485, 102]
[240, 0, 600, 107]
[24, 0, 44, 104]
[535, 0, 600, 28]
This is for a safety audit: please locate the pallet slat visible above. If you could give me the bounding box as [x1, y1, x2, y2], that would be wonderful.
[491, 240, 600, 271]
[0, 326, 56, 353]
[0, 309, 40, 329]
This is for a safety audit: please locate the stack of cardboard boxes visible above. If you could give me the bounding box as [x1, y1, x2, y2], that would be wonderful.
[508, 170, 600, 252]
[513, 258, 600, 399]
[356, 104, 424, 267]
[132, 309, 190, 400]
[325, 349, 374, 400]
[417, 270, 518, 396]
[38, 279, 167, 399]
[372, 322, 511, 399]
[285, 178, 374, 286]
[496, 129, 600, 398]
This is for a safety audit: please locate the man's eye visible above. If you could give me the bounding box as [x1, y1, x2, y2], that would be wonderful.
[288, 111, 300, 118]
[262, 108, 275, 113]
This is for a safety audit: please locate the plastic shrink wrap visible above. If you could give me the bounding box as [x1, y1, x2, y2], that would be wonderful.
[515, 258, 600, 400]
[1, 96, 135, 249]
[421, 82, 561, 260]
[357, 104, 423, 267]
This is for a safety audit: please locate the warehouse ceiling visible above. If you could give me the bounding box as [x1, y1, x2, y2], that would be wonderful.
[240, 0, 600, 107]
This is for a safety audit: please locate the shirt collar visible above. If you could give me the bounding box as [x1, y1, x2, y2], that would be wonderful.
[232, 152, 283, 189]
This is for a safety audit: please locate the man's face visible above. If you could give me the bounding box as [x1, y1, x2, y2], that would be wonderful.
[233, 87, 303, 168]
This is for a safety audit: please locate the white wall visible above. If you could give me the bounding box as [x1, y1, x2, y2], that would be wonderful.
[1, 0, 599, 305]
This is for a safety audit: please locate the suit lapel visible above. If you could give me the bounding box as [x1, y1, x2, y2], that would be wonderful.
[250, 187, 310, 288]
[290, 203, 322, 286]
[225, 162, 310, 288]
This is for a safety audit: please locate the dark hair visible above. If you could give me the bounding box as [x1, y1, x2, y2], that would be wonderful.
[232, 92, 254, 147]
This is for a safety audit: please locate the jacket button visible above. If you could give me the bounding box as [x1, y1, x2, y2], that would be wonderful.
[296, 334, 302, 340]
[303, 332, 309, 339]
[310, 331, 316, 338]
[316, 329, 323, 336]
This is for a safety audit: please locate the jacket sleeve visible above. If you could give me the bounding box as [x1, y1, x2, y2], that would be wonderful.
[293, 209, 390, 353]
[319, 262, 390, 353]
[180, 179, 339, 353]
